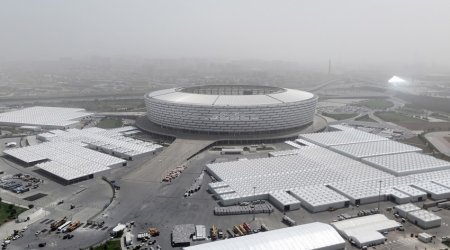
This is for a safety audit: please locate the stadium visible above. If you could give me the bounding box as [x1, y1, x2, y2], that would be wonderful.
[141, 85, 320, 139]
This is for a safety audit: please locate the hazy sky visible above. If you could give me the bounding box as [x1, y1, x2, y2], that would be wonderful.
[1, 0, 450, 67]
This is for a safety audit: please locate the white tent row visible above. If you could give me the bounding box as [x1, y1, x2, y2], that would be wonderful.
[0, 106, 93, 129]
[407, 209, 442, 229]
[208, 125, 450, 209]
[300, 127, 388, 147]
[268, 191, 301, 211]
[412, 182, 450, 200]
[36, 161, 90, 181]
[3, 140, 127, 181]
[290, 185, 350, 212]
[362, 152, 450, 176]
[38, 127, 162, 159]
[331, 140, 422, 159]
[3, 147, 48, 163]
[392, 186, 427, 202]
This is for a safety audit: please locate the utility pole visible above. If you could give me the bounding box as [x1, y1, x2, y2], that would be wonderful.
[252, 186, 256, 221]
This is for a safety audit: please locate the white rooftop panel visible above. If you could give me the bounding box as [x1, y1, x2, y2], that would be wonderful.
[410, 169, 450, 182]
[184, 222, 345, 250]
[290, 186, 349, 207]
[386, 188, 410, 199]
[332, 214, 401, 238]
[36, 161, 89, 181]
[412, 182, 450, 199]
[269, 191, 301, 206]
[3, 148, 48, 163]
[331, 140, 422, 158]
[433, 179, 450, 189]
[300, 128, 388, 147]
[408, 210, 441, 222]
[328, 182, 381, 201]
[393, 185, 427, 197]
[394, 203, 421, 213]
[363, 152, 450, 176]
[0, 106, 93, 128]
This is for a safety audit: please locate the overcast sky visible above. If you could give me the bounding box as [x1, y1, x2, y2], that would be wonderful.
[1, 0, 449, 68]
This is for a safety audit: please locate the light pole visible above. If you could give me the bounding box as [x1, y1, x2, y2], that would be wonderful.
[377, 180, 382, 213]
[252, 186, 256, 221]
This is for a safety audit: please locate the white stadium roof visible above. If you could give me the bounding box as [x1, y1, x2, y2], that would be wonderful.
[184, 222, 345, 250]
[148, 87, 314, 106]
[0, 106, 93, 128]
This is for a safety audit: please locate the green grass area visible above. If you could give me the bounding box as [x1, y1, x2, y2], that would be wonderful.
[92, 240, 121, 250]
[0, 202, 27, 226]
[355, 114, 377, 123]
[374, 111, 425, 123]
[322, 112, 358, 120]
[96, 118, 123, 129]
[357, 99, 394, 110]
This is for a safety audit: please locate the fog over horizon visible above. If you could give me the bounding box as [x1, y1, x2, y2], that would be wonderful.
[1, 0, 450, 71]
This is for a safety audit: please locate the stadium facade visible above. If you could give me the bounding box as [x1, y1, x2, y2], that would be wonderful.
[144, 85, 318, 135]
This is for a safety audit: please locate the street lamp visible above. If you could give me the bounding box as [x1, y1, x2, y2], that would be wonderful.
[377, 180, 382, 213]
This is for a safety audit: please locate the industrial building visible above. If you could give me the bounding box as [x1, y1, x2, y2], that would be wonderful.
[37, 126, 162, 160]
[207, 124, 450, 210]
[144, 85, 317, 134]
[407, 210, 442, 229]
[0, 106, 93, 129]
[331, 214, 400, 248]
[394, 203, 421, 218]
[3, 126, 161, 183]
[183, 222, 345, 250]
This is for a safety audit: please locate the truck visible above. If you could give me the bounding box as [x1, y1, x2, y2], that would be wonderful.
[50, 217, 67, 231]
[148, 227, 160, 236]
[57, 220, 72, 233]
[242, 223, 252, 234]
[67, 221, 81, 232]
[282, 215, 296, 226]
[260, 224, 269, 232]
[210, 225, 218, 240]
[233, 225, 244, 236]
[238, 224, 247, 235]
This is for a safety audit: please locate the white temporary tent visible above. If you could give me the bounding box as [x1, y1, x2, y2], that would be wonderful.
[183, 222, 345, 250]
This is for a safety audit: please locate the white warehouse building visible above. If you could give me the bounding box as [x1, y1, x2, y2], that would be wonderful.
[0, 106, 93, 129]
[207, 124, 450, 210]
